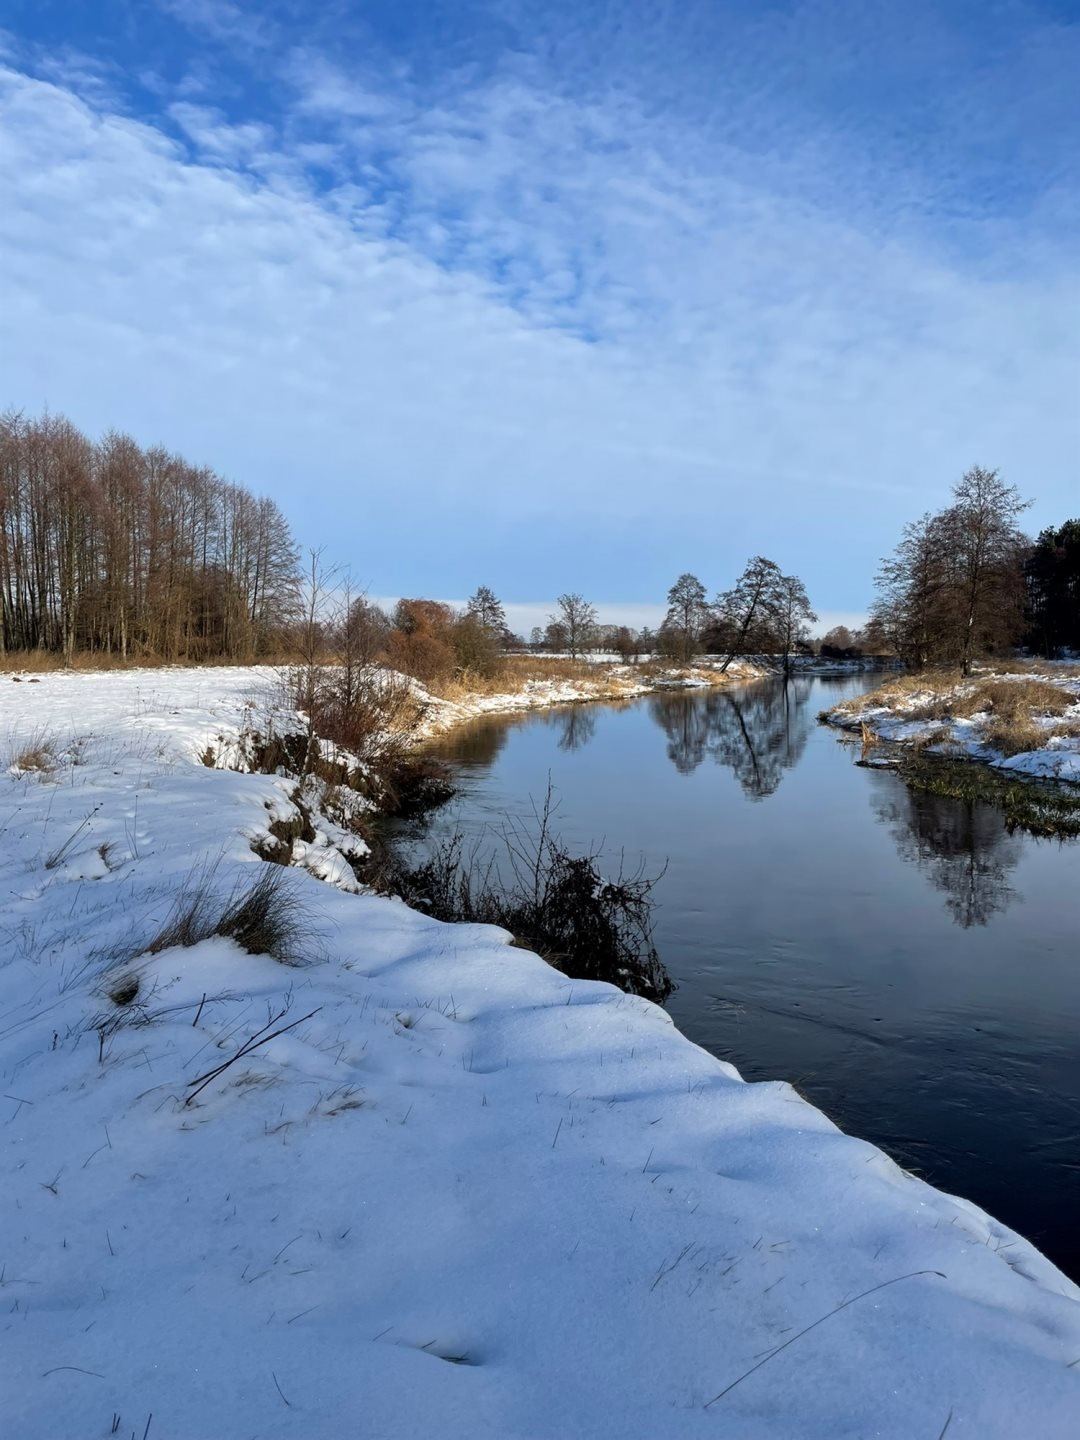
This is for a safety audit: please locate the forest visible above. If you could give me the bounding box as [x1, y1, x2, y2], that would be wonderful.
[2, 411, 1077, 672]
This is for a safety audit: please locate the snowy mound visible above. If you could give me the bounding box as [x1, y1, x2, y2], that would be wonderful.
[3, 668, 1079, 1438]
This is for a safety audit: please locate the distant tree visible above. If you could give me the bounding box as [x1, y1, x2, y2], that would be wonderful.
[0, 408, 299, 661]
[466, 585, 507, 636]
[944, 466, 1030, 676]
[452, 612, 504, 678]
[820, 625, 853, 653]
[871, 512, 954, 669]
[612, 626, 637, 662]
[638, 626, 656, 655]
[663, 573, 709, 662]
[544, 619, 569, 652]
[819, 624, 863, 660]
[342, 595, 391, 666]
[873, 467, 1030, 672]
[551, 593, 598, 659]
[710, 556, 785, 670]
[529, 625, 544, 651]
[856, 616, 893, 655]
[773, 574, 817, 671]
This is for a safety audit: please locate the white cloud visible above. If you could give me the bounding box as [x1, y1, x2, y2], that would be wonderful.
[0, 50, 1076, 616]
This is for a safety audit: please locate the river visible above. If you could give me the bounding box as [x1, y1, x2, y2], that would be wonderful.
[399, 672, 1080, 1280]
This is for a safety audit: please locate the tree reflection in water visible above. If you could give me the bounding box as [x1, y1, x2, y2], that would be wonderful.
[444, 718, 511, 768]
[648, 679, 813, 798]
[870, 777, 1022, 927]
[552, 705, 598, 752]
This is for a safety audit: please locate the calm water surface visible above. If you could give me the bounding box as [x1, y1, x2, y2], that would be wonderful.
[406, 674, 1080, 1278]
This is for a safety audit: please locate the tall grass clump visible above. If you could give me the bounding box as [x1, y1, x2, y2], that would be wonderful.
[143, 864, 310, 965]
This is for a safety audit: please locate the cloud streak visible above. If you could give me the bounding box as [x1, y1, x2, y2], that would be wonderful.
[0, 3, 1076, 613]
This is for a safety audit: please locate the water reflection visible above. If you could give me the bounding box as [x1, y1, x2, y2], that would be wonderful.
[648, 680, 813, 798]
[870, 777, 1022, 927]
[446, 718, 512, 768]
[547, 705, 597, 752]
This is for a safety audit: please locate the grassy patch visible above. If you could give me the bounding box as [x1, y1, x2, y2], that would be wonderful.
[145, 865, 310, 965]
[899, 754, 1080, 838]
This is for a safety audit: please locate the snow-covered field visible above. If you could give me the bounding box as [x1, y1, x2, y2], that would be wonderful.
[3, 666, 1080, 1439]
[825, 670, 1080, 782]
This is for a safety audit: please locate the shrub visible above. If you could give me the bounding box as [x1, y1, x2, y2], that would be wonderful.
[451, 614, 505, 680]
[378, 791, 673, 1003]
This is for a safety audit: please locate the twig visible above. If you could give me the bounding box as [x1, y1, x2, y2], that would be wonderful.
[42, 1365, 105, 1379]
[185, 1007, 320, 1106]
[272, 1371, 292, 1407]
[193, 992, 206, 1028]
[703, 1269, 945, 1407]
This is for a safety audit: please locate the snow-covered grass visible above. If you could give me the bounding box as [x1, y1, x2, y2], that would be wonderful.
[3, 666, 1080, 1438]
[825, 668, 1080, 783]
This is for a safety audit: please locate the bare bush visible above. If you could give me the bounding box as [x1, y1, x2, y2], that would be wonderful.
[378, 789, 672, 1002]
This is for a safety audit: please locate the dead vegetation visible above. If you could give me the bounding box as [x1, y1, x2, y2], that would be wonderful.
[833, 670, 1080, 760]
[373, 788, 673, 1003]
[141, 864, 311, 966]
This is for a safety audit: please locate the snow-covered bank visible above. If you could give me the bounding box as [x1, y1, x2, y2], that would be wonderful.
[3, 667, 1080, 1439]
[412, 659, 765, 739]
[824, 669, 1080, 783]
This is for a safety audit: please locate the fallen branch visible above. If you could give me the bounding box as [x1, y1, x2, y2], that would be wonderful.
[185, 1007, 321, 1106]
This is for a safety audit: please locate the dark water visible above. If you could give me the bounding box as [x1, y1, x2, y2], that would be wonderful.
[406, 675, 1080, 1279]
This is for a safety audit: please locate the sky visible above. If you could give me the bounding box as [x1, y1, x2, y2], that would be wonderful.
[0, 0, 1077, 634]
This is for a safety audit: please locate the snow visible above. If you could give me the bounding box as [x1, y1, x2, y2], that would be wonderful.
[412, 659, 765, 737]
[3, 665, 1080, 1439]
[826, 672, 1080, 783]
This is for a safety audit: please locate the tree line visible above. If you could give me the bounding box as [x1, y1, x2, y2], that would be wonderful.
[0, 410, 298, 660]
[870, 465, 1080, 672]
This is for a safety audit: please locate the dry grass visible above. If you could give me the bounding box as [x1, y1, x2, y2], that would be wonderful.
[426, 655, 620, 700]
[832, 669, 958, 715]
[4, 726, 60, 776]
[10, 743, 56, 774]
[1, 647, 312, 676]
[841, 668, 1080, 759]
[144, 864, 310, 965]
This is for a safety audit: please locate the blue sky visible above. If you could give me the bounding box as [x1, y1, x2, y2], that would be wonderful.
[1, 1, 1077, 634]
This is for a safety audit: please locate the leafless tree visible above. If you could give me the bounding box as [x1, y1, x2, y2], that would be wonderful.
[662, 573, 708, 662]
[872, 468, 1030, 672]
[710, 556, 784, 669]
[773, 574, 817, 671]
[0, 409, 299, 661]
[551, 593, 598, 659]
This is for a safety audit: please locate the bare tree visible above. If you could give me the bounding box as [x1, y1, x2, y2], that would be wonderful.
[662, 573, 708, 662]
[774, 574, 816, 671]
[872, 468, 1030, 673]
[710, 556, 784, 670]
[0, 408, 299, 661]
[946, 466, 1030, 676]
[551, 593, 598, 659]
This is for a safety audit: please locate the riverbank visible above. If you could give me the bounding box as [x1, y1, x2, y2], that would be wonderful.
[3, 667, 1080, 1438]
[411, 656, 767, 739]
[823, 666, 1080, 783]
